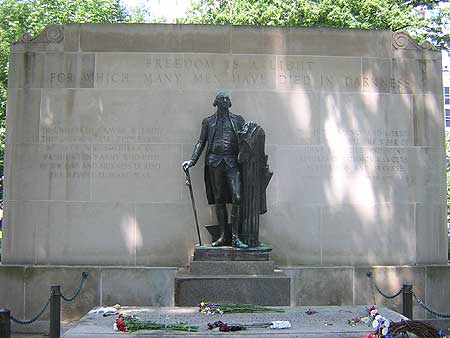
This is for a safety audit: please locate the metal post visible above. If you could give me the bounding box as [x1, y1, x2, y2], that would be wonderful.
[402, 284, 413, 319]
[50, 285, 61, 338]
[0, 309, 11, 338]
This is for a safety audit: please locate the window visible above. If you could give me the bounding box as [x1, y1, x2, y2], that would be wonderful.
[445, 109, 450, 118]
[445, 87, 450, 95]
[446, 97, 450, 105]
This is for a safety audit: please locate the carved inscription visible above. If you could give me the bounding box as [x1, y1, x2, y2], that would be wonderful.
[292, 147, 409, 178]
[317, 128, 411, 146]
[39, 145, 91, 179]
[39, 144, 165, 179]
[92, 144, 161, 178]
[40, 126, 162, 143]
[48, 54, 413, 92]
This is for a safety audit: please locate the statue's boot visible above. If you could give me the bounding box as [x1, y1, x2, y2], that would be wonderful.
[231, 205, 248, 249]
[212, 204, 231, 247]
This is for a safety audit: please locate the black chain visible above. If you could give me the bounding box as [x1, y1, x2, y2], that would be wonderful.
[10, 299, 50, 325]
[61, 272, 88, 302]
[412, 292, 450, 318]
[367, 271, 404, 299]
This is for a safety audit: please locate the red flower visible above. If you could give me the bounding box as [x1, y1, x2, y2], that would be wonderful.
[368, 306, 377, 312]
[219, 324, 229, 332]
[115, 317, 127, 332]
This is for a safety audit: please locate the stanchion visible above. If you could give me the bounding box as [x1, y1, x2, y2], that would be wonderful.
[0, 309, 11, 338]
[50, 285, 61, 338]
[402, 284, 413, 319]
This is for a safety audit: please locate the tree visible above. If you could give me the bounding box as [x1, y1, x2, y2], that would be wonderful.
[0, 0, 137, 201]
[181, 0, 449, 50]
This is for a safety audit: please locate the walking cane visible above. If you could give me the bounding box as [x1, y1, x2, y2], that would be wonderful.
[183, 166, 202, 246]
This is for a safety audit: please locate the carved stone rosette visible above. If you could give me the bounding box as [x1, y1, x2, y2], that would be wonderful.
[392, 31, 434, 51]
[16, 24, 64, 44]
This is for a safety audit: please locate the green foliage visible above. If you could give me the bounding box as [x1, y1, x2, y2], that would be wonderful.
[181, 0, 449, 50]
[0, 0, 142, 201]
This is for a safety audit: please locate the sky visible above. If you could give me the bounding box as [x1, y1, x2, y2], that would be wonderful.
[122, 0, 191, 22]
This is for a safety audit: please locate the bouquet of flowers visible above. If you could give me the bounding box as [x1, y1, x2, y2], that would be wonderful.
[114, 313, 199, 333]
[199, 302, 285, 314]
[207, 320, 291, 332]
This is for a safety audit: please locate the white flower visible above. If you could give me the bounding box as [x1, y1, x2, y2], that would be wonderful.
[270, 321, 291, 329]
[370, 310, 377, 317]
[113, 323, 118, 331]
[372, 320, 380, 329]
[384, 319, 390, 328]
[382, 327, 389, 335]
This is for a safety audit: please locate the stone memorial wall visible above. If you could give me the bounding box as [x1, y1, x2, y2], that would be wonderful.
[3, 24, 446, 267]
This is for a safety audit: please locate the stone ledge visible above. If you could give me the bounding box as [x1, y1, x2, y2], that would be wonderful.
[62, 305, 407, 338]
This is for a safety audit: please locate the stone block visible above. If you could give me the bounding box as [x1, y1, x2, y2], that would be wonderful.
[8, 53, 46, 88]
[0, 266, 25, 319]
[274, 146, 414, 207]
[319, 93, 413, 147]
[261, 203, 321, 265]
[190, 260, 276, 275]
[284, 267, 353, 306]
[101, 268, 176, 307]
[231, 55, 276, 90]
[5, 89, 41, 144]
[362, 58, 392, 93]
[40, 89, 215, 144]
[285, 28, 393, 58]
[135, 203, 198, 266]
[276, 56, 361, 92]
[232, 26, 392, 57]
[95, 53, 232, 90]
[91, 144, 182, 202]
[413, 94, 445, 147]
[425, 266, 450, 319]
[416, 204, 448, 264]
[64, 24, 80, 52]
[231, 26, 286, 55]
[35, 202, 136, 265]
[1, 201, 46, 264]
[409, 147, 446, 205]
[8, 144, 91, 201]
[354, 267, 426, 319]
[231, 91, 321, 146]
[175, 272, 290, 306]
[24, 266, 100, 321]
[80, 24, 231, 53]
[321, 204, 416, 265]
[391, 58, 443, 95]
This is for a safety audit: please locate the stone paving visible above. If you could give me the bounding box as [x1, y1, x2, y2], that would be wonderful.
[62, 306, 406, 338]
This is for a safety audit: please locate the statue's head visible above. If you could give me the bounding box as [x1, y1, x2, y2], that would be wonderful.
[213, 91, 232, 110]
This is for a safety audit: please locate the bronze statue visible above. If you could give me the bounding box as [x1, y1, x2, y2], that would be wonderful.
[183, 92, 272, 248]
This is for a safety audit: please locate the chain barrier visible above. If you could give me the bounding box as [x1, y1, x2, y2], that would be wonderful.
[10, 299, 50, 325]
[8, 271, 88, 325]
[60, 272, 88, 302]
[412, 292, 450, 318]
[366, 272, 404, 299]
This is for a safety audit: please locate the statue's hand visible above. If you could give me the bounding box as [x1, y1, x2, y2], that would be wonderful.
[182, 160, 194, 171]
[247, 120, 257, 129]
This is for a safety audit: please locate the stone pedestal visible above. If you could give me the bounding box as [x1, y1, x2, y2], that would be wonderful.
[174, 246, 291, 306]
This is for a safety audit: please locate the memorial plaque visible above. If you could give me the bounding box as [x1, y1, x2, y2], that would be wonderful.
[3, 24, 446, 266]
